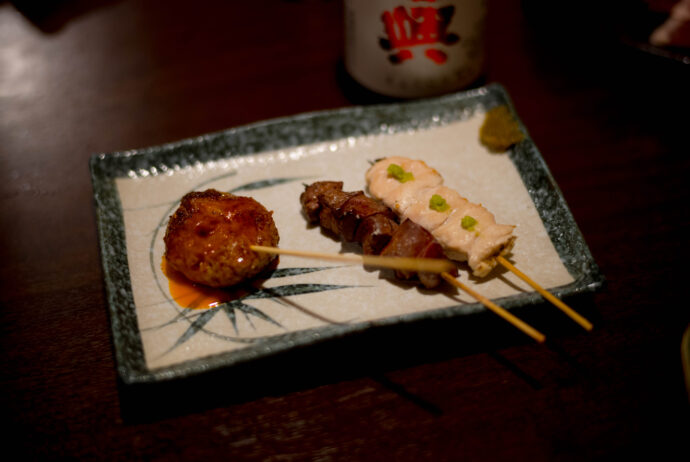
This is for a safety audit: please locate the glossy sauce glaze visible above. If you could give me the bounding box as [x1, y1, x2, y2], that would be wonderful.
[161, 256, 279, 309]
[161, 257, 236, 309]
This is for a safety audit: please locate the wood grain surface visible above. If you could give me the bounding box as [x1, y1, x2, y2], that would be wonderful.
[1, 0, 689, 460]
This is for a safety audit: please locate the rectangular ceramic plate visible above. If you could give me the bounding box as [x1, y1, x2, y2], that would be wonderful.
[90, 84, 603, 384]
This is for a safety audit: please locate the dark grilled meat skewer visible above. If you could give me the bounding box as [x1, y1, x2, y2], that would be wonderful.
[300, 181, 456, 288]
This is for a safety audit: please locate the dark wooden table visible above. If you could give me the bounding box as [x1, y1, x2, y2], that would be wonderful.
[2, 0, 689, 459]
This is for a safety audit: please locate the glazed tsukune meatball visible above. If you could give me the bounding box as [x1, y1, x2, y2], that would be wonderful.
[164, 189, 279, 287]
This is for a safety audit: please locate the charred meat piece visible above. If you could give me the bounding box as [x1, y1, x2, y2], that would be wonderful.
[164, 189, 279, 288]
[300, 181, 343, 224]
[337, 193, 397, 242]
[355, 213, 398, 255]
[301, 181, 396, 244]
[318, 189, 361, 238]
[380, 219, 457, 288]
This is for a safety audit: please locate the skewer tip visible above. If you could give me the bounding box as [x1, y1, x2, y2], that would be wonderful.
[496, 256, 593, 332]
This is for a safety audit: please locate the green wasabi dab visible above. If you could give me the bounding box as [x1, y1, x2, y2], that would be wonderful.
[429, 194, 450, 212]
[479, 105, 524, 152]
[461, 215, 478, 231]
[387, 163, 414, 183]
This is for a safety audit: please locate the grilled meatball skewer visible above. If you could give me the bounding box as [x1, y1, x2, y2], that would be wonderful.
[164, 189, 280, 287]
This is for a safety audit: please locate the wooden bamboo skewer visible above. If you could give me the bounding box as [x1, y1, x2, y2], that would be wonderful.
[250, 245, 456, 274]
[251, 245, 546, 343]
[496, 255, 593, 331]
[440, 273, 546, 343]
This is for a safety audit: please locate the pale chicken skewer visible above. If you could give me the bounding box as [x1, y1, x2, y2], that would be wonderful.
[366, 157, 592, 331]
[366, 157, 515, 278]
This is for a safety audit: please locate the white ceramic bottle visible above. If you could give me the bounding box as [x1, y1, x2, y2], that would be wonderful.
[344, 0, 487, 99]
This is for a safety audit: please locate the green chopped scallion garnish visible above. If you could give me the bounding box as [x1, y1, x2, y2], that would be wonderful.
[387, 163, 414, 183]
[429, 194, 450, 212]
